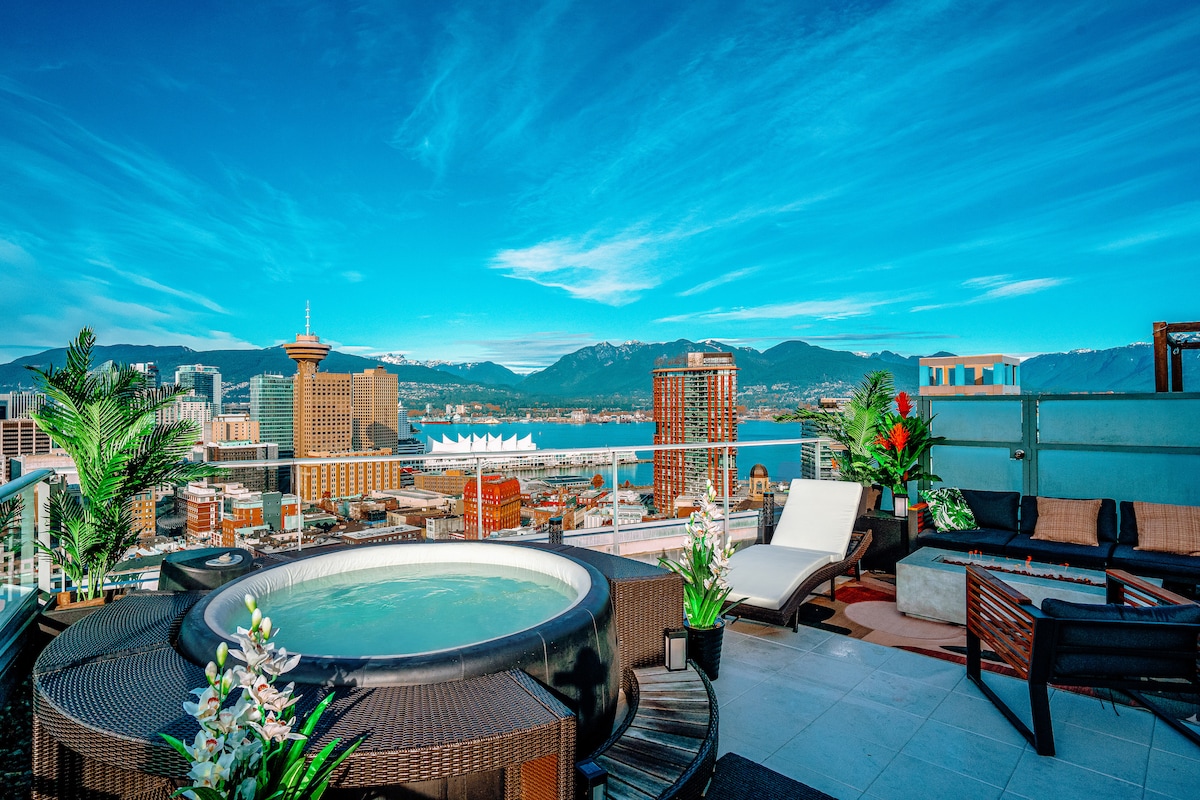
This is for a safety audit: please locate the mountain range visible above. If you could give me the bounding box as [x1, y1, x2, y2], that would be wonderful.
[1, 339, 1190, 406]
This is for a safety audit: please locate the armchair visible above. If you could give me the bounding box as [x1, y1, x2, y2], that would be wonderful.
[965, 565, 1200, 756]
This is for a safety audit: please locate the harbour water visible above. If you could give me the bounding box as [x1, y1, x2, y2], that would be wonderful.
[421, 420, 807, 488]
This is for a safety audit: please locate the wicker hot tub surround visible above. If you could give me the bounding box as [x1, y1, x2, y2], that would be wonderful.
[31, 544, 689, 800]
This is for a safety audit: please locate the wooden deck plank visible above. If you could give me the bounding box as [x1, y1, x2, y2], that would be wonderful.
[608, 739, 693, 773]
[632, 706, 709, 726]
[618, 725, 703, 755]
[597, 754, 673, 796]
[632, 669, 702, 685]
[606, 774, 658, 800]
[629, 716, 709, 739]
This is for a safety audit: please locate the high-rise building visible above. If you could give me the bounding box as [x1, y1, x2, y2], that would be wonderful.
[352, 367, 399, 452]
[175, 365, 222, 414]
[205, 442, 280, 492]
[250, 373, 294, 458]
[0, 391, 45, 420]
[652, 351, 739, 515]
[184, 482, 221, 543]
[131, 489, 157, 539]
[397, 407, 414, 439]
[284, 327, 352, 458]
[463, 476, 521, 538]
[131, 363, 160, 388]
[158, 393, 212, 434]
[1, 418, 54, 482]
[209, 413, 260, 444]
[295, 452, 404, 502]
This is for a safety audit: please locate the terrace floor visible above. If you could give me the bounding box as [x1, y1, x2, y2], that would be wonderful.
[716, 620, 1200, 800]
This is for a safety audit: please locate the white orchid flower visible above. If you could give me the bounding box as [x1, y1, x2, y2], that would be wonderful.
[183, 686, 222, 723]
[187, 730, 224, 762]
[250, 712, 306, 743]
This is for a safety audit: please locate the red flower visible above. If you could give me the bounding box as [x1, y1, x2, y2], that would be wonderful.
[887, 422, 910, 452]
[896, 392, 913, 419]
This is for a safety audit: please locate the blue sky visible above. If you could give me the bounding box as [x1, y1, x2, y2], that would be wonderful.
[1, 1, 1197, 371]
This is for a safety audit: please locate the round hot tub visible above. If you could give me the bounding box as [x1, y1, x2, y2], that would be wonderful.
[178, 542, 618, 752]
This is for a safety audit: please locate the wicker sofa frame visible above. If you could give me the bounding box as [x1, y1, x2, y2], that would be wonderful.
[725, 530, 872, 631]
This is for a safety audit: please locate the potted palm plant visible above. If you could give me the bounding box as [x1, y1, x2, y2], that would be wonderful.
[776, 370, 895, 514]
[28, 328, 220, 608]
[658, 480, 737, 680]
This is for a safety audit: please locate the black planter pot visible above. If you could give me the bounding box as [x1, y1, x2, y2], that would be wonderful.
[685, 617, 725, 680]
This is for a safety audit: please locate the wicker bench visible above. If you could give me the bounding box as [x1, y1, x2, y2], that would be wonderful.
[588, 665, 719, 800]
[32, 592, 577, 800]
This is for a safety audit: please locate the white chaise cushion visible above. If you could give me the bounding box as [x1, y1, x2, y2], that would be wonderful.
[770, 479, 863, 555]
[725, 544, 838, 611]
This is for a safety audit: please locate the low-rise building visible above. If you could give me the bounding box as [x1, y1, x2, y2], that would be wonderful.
[339, 523, 423, 545]
[463, 476, 521, 539]
[425, 515, 465, 540]
[414, 469, 471, 496]
[295, 450, 403, 501]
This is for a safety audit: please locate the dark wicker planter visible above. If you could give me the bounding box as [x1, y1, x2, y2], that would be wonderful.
[685, 617, 725, 680]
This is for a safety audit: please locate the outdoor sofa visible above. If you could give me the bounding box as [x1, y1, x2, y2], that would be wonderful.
[914, 489, 1200, 588]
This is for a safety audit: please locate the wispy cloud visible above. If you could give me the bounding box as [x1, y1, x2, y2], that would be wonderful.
[491, 233, 666, 305]
[658, 297, 889, 324]
[677, 266, 762, 297]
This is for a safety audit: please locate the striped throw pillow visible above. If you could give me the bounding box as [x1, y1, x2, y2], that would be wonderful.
[1133, 501, 1200, 556]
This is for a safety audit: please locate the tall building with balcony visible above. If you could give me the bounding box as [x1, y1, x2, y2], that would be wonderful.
[208, 413, 260, 444]
[463, 475, 521, 538]
[652, 352, 739, 515]
[158, 393, 212, 435]
[295, 452, 403, 502]
[250, 373, 294, 458]
[284, 330, 352, 458]
[175, 365, 222, 414]
[131, 363, 160, 388]
[352, 367, 399, 452]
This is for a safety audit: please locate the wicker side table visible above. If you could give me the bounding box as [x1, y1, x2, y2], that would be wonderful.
[33, 593, 577, 800]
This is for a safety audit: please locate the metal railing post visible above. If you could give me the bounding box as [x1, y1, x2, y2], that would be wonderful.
[722, 445, 731, 548]
[611, 450, 620, 555]
[476, 457, 484, 540]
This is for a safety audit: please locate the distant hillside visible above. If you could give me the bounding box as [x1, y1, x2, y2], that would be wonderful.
[1021, 344, 1200, 393]
[433, 361, 521, 386]
[0, 344, 466, 391]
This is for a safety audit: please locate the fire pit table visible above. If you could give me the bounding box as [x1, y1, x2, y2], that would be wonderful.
[896, 546, 1131, 625]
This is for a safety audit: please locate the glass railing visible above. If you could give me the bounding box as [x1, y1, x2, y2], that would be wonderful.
[0, 469, 54, 678]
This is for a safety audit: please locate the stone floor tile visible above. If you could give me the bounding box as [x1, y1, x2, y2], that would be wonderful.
[849, 668, 950, 718]
[1149, 716, 1200, 760]
[807, 694, 925, 752]
[776, 650, 876, 692]
[902, 719, 1023, 788]
[722, 631, 810, 673]
[1050, 722, 1150, 786]
[716, 731, 776, 763]
[865, 752, 1003, 800]
[712, 657, 771, 707]
[770, 724, 899, 791]
[877, 648, 965, 690]
[729, 618, 834, 651]
[928, 687, 1030, 748]
[1005, 750, 1142, 800]
[762, 758, 863, 800]
[1142, 746, 1200, 799]
[810, 635, 895, 669]
[1049, 690, 1155, 745]
[718, 674, 842, 746]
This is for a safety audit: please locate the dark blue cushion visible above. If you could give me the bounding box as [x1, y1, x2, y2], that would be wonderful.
[1109, 544, 1200, 584]
[1041, 598, 1200, 679]
[1118, 501, 1139, 545]
[916, 527, 1016, 554]
[960, 490, 1020, 532]
[1003, 535, 1114, 571]
[1020, 497, 1117, 543]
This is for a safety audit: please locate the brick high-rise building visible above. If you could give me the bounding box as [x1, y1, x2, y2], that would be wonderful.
[652, 351, 739, 515]
[209, 413, 260, 444]
[184, 483, 221, 544]
[295, 452, 403, 502]
[131, 489, 157, 539]
[463, 475, 521, 538]
[352, 367, 399, 452]
[250, 374, 294, 457]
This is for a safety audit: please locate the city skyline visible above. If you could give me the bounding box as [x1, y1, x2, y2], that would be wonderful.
[1, 2, 1198, 371]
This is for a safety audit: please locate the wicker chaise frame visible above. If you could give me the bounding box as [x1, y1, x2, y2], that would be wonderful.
[725, 530, 872, 632]
[966, 565, 1200, 757]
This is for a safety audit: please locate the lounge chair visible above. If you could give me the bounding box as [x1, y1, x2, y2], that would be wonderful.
[724, 479, 872, 631]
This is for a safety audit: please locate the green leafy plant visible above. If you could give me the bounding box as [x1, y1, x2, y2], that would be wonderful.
[162, 595, 361, 799]
[27, 327, 220, 600]
[867, 391, 944, 496]
[775, 371, 895, 485]
[658, 481, 739, 629]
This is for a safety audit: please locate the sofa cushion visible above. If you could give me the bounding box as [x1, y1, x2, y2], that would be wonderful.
[961, 489, 1020, 532]
[1021, 497, 1117, 543]
[1003, 535, 1114, 571]
[1029, 497, 1103, 546]
[916, 527, 1016, 554]
[1041, 598, 1200, 679]
[1109, 544, 1200, 583]
[920, 487, 978, 531]
[1133, 501, 1200, 556]
[1118, 501, 1139, 545]
[771, 479, 861, 554]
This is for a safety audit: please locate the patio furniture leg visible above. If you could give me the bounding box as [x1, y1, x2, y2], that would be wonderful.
[1029, 682, 1054, 756]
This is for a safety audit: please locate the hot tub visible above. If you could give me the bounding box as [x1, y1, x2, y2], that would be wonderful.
[177, 542, 619, 753]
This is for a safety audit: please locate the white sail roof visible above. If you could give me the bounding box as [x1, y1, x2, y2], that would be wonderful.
[428, 433, 536, 454]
